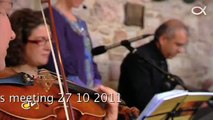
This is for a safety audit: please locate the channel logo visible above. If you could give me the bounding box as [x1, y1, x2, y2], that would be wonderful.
[191, 6, 207, 16]
[21, 100, 39, 110]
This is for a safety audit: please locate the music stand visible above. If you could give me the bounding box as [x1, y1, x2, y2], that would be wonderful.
[137, 90, 213, 120]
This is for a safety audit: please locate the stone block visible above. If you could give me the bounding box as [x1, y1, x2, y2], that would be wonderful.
[124, 2, 145, 28]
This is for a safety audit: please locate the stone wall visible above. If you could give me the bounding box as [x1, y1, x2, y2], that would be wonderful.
[14, 0, 213, 91]
[75, 0, 213, 91]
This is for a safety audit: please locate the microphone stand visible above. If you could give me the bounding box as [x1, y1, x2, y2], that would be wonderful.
[92, 34, 153, 56]
[106, 34, 152, 51]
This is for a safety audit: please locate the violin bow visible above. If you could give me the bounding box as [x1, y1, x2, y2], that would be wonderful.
[39, 0, 75, 120]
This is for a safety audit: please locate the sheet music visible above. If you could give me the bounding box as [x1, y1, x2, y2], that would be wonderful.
[137, 90, 213, 120]
[138, 90, 187, 120]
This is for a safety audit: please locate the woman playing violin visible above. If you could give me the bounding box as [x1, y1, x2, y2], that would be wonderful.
[3, 8, 119, 120]
[6, 8, 51, 77]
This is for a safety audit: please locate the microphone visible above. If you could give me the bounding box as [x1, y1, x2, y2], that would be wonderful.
[163, 74, 188, 91]
[92, 34, 153, 56]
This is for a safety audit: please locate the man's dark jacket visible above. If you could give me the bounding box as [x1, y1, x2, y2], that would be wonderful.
[118, 40, 169, 111]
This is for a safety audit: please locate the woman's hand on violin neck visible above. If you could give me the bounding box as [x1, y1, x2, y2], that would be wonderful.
[96, 85, 119, 120]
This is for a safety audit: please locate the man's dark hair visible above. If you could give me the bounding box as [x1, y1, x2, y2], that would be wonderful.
[153, 19, 189, 42]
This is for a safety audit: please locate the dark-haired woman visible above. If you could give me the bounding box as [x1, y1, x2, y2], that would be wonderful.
[6, 8, 51, 77]
[4, 8, 119, 120]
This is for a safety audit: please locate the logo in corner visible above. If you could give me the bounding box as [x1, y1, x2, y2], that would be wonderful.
[21, 100, 39, 110]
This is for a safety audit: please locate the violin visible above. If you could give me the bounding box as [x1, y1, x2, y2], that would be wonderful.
[47, 70, 140, 120]
[0, 68, 139, 120]
[0, 68, 105, 119]
[43, 69, 140, 120]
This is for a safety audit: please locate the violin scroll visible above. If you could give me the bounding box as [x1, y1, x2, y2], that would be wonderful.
[0, 68, 34, 86]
